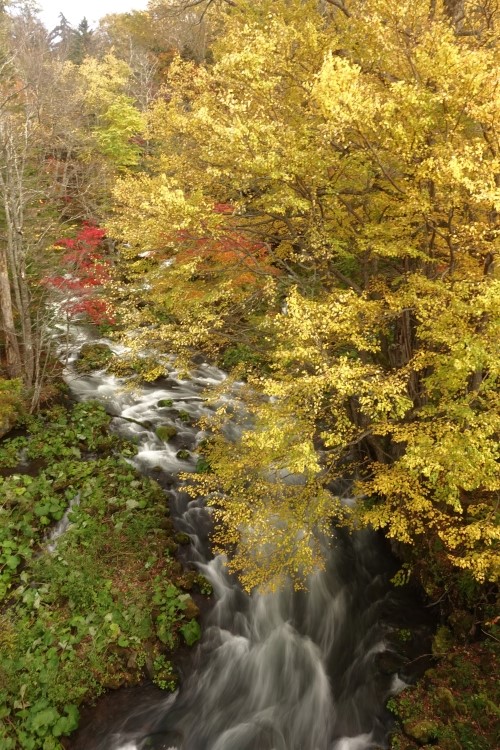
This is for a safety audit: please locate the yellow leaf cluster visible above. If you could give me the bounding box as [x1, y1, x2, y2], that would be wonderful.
[108, 0, 500, 589]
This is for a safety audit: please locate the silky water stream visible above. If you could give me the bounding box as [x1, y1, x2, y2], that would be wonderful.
[62, 334, 433, 750]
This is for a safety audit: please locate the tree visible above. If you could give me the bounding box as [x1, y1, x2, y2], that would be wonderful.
[0, 9, 144, 407]
[79, 53, 146, 169]
[44, 223, 114, 325]
[95, 12, 163, 109]
[147, 0, 224, 61]
[109, 0, 499, 591]
[0, 12, 54, 392]
[48, 13, 75, 57]
[68, 18, 95, 65]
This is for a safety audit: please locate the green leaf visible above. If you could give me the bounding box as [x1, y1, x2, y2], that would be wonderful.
[52, 705, 79, 737]
[31, 707, 59, 732]
[6, 555, 21, 570]
[180, 619, 201, 646]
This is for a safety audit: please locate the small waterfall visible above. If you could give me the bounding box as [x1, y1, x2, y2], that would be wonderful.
[46, 492, 81, 553]
[63, 333, 432, 750]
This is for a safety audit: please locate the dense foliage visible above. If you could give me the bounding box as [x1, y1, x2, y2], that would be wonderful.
[0, 402, 202, 749]
[388, 629, 499, 750]
[0, 2, 498, 746]
[107, 0, 499, 594]
[0, 7, 144, 407]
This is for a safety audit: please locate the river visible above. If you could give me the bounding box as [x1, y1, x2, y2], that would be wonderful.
[62, 332, 432, 750]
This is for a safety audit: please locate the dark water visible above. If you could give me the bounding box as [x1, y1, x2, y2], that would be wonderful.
[63, 336, 432, 750]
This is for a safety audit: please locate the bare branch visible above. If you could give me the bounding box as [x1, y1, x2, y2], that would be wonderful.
[323, 0, 351, 18]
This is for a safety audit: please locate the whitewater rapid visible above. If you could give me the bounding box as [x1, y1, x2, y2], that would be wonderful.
[63, 333, 430, 750]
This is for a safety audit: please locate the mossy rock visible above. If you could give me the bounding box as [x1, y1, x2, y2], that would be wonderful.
[194, 573, 213, 595]
[156, 425, 177, 442]
[107, 360, 139, 378]
[183, 597, 200, 620]
[432, 626, 453, 656]
[0, 412, 19, 439]
[75, 343, 114, 373]
[390, 637, 499, 750]
[176, 449, 191, 460]
[0, 377, 24, 438]
[434, 687, 457, 715]
[403, 719, 440, 743]
[101, 673, 127, 690]
[153, 659, 178, 690]
[377, 650, 405, 675]
[164, 539, 179, 554]
[157, 399, 174, 408]
[158, 517, 174, 531]
[439, 737, 462, 750]
[174, 532, 191, 545]
[448, 609, 475, 639]
[178, 410, 191, 423]
[176, 571, 197, 590]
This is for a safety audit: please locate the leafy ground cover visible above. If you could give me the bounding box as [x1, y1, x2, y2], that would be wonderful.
[0, 401, 204, 750]
[0, 378, 25, 439]
[388, 630, 500, 750]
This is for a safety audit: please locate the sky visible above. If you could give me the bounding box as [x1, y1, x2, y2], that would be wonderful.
[37, 0, 149, 31]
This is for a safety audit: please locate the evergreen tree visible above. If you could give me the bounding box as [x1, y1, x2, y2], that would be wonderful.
[69, 17, 94, 65]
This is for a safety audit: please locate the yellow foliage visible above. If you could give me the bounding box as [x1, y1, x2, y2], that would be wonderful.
[108, 0, 500, 589]
[79, 54, 133, 110]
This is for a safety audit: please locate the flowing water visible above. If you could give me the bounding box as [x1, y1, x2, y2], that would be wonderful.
[63, 331, 432, 750]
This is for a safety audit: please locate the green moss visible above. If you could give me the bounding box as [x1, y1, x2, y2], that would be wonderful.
[432, 626, 453, 656]
[403, 719, 440, 743]
[156, 425, 177, 441]
[434, 687, 456, 715]
[219, 344, 263, 376]
[0, 377, 24, 438]
[174, 532, 191, 545]
[389, 638, 500, 750]
[195, 456, 212, 473]
[74, 343, 114, 373]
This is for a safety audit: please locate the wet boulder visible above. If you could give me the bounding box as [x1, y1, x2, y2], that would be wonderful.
[156, 425, 177, 442]
[75, 343, 114, 373]
[403, 719, 440, 744]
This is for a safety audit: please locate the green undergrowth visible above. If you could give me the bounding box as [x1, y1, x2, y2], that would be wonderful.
[73, 343, 114, 374]
[0, 378, 25, 438]
[0, 401, 205, 750]
[388, 632, 500, 750]
[387, 525, 499, 750]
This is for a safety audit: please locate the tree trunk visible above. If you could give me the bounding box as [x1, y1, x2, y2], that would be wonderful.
[444, 0, 465, 27]
[0, 246, 22, 378]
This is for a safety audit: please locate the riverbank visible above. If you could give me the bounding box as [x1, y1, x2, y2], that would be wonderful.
[1, 356, 497, 750]
[389, 634, 499, 749]
[0, 401, 206, 749]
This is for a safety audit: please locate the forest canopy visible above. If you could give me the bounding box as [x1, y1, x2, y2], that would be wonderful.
[107, 0, 500, 591]
[0, 0, 498, 592]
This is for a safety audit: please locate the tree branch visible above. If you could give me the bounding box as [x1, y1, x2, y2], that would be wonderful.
[323, 0, 351, 18]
